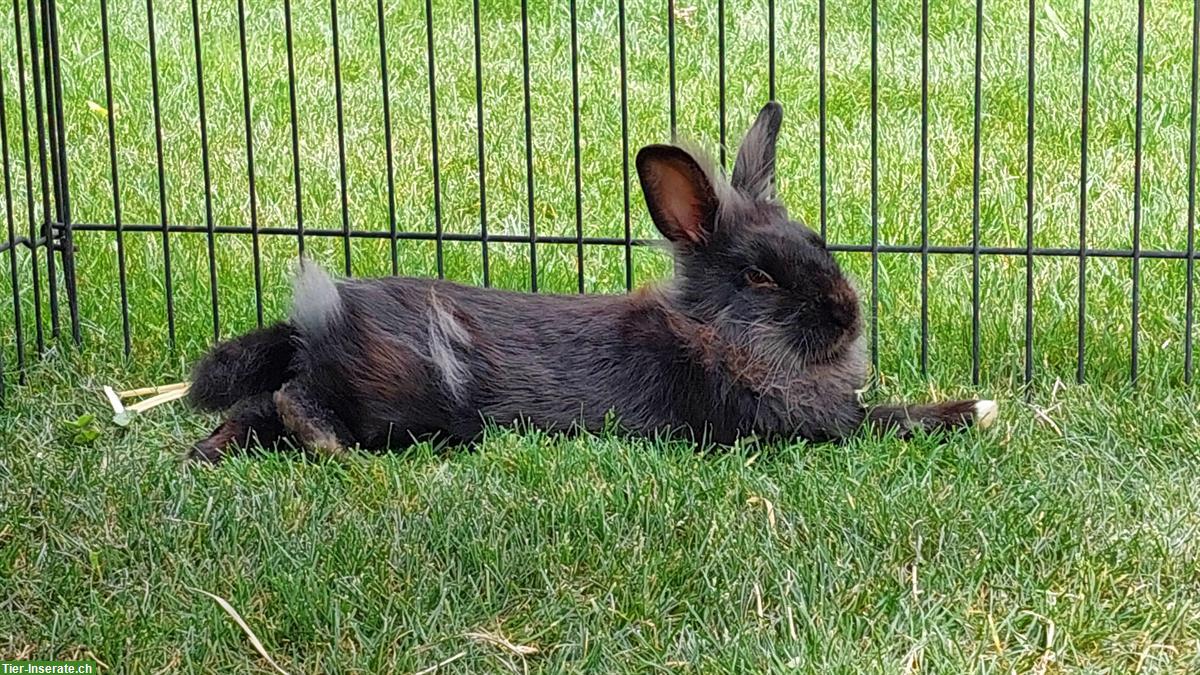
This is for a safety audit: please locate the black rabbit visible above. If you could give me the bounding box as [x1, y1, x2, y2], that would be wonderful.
[187, 102, 996, 463]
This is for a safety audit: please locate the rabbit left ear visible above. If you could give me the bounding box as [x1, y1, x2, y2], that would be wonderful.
[732, 101, 783, 200]
[636, 144, 718, 246]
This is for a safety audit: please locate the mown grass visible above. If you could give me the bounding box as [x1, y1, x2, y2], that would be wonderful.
[2, 0, 1200, 671]
[0, 0, 1197, 384]
[3, 360, 1200, 672]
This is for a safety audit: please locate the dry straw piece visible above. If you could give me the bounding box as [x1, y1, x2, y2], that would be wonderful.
[102, 381, 191, 426]
[189, 586, 290, 675]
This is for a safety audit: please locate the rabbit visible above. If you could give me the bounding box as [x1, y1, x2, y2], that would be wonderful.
[186, 101, 997, 463]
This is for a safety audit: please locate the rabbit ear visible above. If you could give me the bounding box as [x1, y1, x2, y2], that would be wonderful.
[636, 144, 718, 246]
[731, 101, 783, 199]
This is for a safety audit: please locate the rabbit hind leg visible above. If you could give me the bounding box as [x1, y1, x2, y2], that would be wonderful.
[274, 381, 355, 458]
[189, 392, 287, 464]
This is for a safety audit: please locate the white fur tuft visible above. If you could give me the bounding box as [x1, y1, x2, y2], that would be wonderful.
[974, 399, 999, 429]
[427, 288, 472, 402]
[290, 259, 341, 336]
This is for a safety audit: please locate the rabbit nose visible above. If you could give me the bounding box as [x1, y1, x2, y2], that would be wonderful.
[827, 280, 860, 328]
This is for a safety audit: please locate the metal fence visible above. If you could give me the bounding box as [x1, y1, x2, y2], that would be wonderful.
[1, 0, 1198, 400]
[2, 0, 73, 401]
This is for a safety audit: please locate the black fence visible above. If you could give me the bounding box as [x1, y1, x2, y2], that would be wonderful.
[2, 0, 1198, 400]
[2, 0, 73, 401]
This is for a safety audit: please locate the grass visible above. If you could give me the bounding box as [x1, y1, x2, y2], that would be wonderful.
[3, 362, 1200, 672]
[2, 0, 1200, 671]
[2, 0, 1199, 384]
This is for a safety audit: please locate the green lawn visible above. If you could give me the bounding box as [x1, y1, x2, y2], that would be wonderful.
[3, 362, 1199, 672]
[2, 0, 1200, 671]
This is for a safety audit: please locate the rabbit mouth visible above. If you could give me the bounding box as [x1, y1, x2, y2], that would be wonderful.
[793, 321, 863, 366]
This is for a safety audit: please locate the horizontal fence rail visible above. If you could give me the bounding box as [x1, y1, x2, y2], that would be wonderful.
[2, 0, 1200, 399]
[59, 223, 1200, 261]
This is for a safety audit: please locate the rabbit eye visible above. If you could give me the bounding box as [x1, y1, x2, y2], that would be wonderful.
[743, 267, 776, 288]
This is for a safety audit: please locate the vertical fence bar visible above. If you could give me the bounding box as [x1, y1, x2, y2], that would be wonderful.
[330, 0, 350, 276]
[520, 0, 535, 291]
[472, 0, 489, 286]
[1188, 0, 1199, 384]
[46, 0, 75, 344]
[1131, 0, 1145, 384]
[1, 40, 25, 384]
[145, 0, 174, 346]
[1023, 0, 1035, 388]
[619, 0, 632, 291]
[12, 0, 42, 353]
[570, 0, 583, 293]
[818, 0, 827, 239]
[1078, 0, 1091, 383]
[424, 0, 444, 278]
[919, 0, 929, 375]
[376, 0, 398, 276]
[190, 0, 219, 341]
[100, 0, 130, 357]
[972, 0, 983, 385]
[34, 0, 58, 340]
[768, 0, 775, 99]
[718, 0, 725, 168]
[667, 0, 676, 137]
[870, 0, 879, 370]
[284, 0, 304, 257]
[24, 0, 51, 346]
[236, 0, 263, 326]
